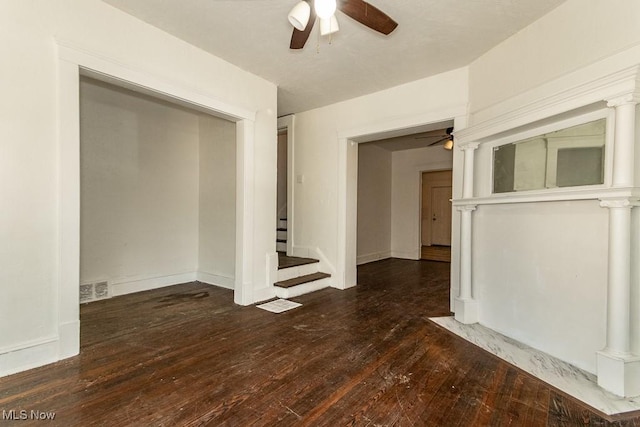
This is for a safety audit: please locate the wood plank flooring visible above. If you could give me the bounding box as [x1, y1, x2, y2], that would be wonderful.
[421, 245, 451, 262]
[1, 259, 639, 426]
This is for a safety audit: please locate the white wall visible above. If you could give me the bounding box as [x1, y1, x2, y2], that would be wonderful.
[80, 79, 200, 293]
[293, 67, 468, 287]
[474, 201, 608, 373]
[81, 78, 237, 294]
[199, 115, 236, 288]
[391, 146, 453, 259]
[0, 0, 276, 376]
[356, 143, 392, 264]
[469, 0, 640, 116]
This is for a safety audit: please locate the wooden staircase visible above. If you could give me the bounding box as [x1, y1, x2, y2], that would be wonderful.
[276, 218, 287, 252]
[275, 252, 331, 299]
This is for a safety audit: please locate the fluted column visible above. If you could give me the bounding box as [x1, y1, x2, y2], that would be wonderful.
[596, 94, 640, 397]
[455, 143, 479, 324]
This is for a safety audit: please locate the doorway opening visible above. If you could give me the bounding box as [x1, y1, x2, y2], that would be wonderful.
[276, 129, 288, 253]
[354, 125, 454, 267]
[276, 115, 295, 256]
[79, 76, 237, 305]
[57, 44, 257, 361]
[420, 170, 452, 262]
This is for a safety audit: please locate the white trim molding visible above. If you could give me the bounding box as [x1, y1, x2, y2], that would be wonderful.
[458, 64, 640, 143]
[336, 106, 468, 291]
[39, 41, 260, 380]
[110, 271, 198, 297]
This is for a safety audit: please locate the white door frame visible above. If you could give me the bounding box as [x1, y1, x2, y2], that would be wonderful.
[277, 115, 295, 256]
[336, 107, 467, 290]
[56, 42, 256, 359]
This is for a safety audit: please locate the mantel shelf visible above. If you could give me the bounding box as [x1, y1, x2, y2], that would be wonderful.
[452, 186, 639, 207]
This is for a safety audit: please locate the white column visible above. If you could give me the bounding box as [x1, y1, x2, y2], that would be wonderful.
[459, 207, 473, 300]
[462, 143, 479, 199]
[596, 94, 640, 397]
[600, 199, 633, 355]
[608, 94, 637, 187]
[455, 143, 479, 324]
[631, 204, 640, 355]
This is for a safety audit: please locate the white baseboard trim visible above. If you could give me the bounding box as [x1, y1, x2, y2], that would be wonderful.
[0, 335, 59, 377]
[197, 271, 235, 290]
[254, 286, 277, 304]
[110, 271, 198, 297]
[391, 250, 420, 260]
[357, 251, 392, 265]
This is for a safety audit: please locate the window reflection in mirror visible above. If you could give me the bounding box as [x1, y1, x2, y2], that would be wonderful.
[493, 118, 606, 193]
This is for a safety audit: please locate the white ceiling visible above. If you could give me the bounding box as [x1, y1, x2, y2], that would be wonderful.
[101, 0, 565, 116]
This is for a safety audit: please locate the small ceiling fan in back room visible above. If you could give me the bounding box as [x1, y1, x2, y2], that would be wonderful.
[287, 0, 398, 49]
[415, 127, 455, 150]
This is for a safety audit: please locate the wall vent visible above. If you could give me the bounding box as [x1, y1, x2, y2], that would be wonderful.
[80, 284, 94, 303]
[80, 282, 110, 303]
[94, 281, 109, 299]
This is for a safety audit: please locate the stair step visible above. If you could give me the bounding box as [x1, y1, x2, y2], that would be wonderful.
[275, 272, 331, 289]
[276, 228, 287, 232]
[276, 239, 287, 243]
[278, 254, 319, 270]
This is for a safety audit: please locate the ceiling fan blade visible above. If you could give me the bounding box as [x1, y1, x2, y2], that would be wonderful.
[338, 0, 398, 35]
[427, 136, 449, 147]
[414, 134, 448, 140]
[290, 1, 316, 49]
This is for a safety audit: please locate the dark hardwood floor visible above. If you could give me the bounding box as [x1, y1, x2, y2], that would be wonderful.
[1, 259, 639, 426]
[421, 245, 451, 263]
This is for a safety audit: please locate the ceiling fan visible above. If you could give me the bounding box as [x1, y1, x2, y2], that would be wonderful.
[415, 127, 454, 150]
[288, 0, 398, 49]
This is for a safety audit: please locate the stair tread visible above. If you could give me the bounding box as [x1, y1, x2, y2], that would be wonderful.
[278, 254, 320, 269]
[275, 272, 331, 288]
[277, 228, 287, 232]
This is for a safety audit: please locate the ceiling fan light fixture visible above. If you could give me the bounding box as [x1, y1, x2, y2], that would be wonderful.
[314, 0, 336, 19]
[320, 15, 339, 36]
[288, 1, 311, 31]
[443, 138, 454, 150]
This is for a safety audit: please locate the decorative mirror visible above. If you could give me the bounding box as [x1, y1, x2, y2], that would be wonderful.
[493, 118, 606, 193]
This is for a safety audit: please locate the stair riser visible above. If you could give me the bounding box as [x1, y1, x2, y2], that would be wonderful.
[276, 242, 287, 252]
[274, 277, 331, 299]
[277, 230, 287, 240]
[277, 263, 319, 282]
[278, 219, 287, 229]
